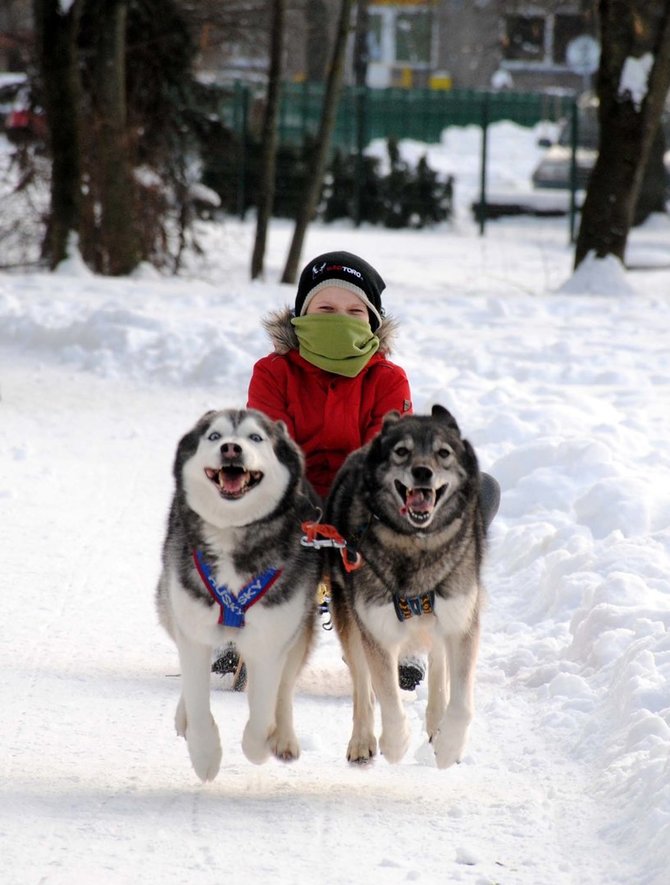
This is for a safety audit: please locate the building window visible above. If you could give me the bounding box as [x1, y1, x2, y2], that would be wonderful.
[503, 10, 594, 69]
[504, 15, 545, 62]
[368, 12, 384, 62]
[395, 10, 432, 66]
[369, 5, 433, 69]
[553, 14, 587, 64]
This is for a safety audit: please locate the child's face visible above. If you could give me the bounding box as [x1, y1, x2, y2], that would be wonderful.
[306, 287, 370, 325]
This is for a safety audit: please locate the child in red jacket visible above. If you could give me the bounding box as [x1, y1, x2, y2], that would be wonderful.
[247, 250, 412, 498]
[213, 251, 499, 692]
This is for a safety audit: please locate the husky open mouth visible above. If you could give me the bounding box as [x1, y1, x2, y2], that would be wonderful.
[205, 465, 263, 500]
[395, 480, 448, 525]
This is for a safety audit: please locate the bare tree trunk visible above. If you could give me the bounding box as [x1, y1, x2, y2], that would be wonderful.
[33, 0, 82, 269]
[281, 0, 353, 284]
[92, 0, 139, 275]
[250, 0, 286, 280]
[353, 0, 369, 227]
[575, 0, 670, 268]
[305, 0, 330, 82]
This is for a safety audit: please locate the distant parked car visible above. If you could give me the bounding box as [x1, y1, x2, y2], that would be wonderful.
[0, 72, 28, 130]
[533, 96, 670, 191]
[1, 74, 47, 142]
[532, 99, 599, 190]
[5, 103, 48, 142]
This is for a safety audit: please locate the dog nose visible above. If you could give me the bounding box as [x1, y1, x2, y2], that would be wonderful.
[411, 465, 433, 485]
[220, 442, 242, 460]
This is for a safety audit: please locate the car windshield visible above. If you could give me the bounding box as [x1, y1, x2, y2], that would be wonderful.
[557, 108, 599, 150]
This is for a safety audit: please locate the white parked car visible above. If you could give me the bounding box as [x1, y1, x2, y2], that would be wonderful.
[533, 97, 670, 192]
[532, 100, 599, 190]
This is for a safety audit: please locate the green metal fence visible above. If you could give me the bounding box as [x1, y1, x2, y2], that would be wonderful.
[222, 82, 575, 150]
[208, 81, 578, 233]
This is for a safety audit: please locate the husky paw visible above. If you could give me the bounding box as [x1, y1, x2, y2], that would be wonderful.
[379, 723, 411, 764]
[425, 706, 446, 743]
[242, 723, 271, 765]
[432, 713, 471, 769]
[269, 729, 300, 762]
[347, 732, 378, 764]
[175, 697, 187, 738]
[186, 717, 222, 782]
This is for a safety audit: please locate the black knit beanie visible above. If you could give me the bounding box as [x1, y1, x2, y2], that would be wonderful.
[294, 251, 386, 331]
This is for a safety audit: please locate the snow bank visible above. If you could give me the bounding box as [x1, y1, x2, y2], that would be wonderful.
[1, 123, 669, 884]
[557, 251, 638, 296]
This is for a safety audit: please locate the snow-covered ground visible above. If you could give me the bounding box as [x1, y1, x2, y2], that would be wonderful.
[1, 123, 669, 885]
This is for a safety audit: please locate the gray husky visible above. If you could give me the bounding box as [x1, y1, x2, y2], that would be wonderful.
[156, 409, 320, 781]
[326, 405, 486, 768]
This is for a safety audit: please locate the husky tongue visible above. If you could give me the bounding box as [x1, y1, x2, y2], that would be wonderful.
[220, 469, 246, 494]
[406, 487, 436, 513]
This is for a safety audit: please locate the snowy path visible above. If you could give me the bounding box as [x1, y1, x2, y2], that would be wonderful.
[2, 181, 669, 883]
[0, 360, 646, 884]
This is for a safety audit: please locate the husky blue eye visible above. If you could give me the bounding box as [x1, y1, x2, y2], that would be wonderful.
[208, 431, 221, 441]
[249, 433, 263, 443]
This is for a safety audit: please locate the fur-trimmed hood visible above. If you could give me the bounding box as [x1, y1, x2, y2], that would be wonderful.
[262, 307, 399, 356]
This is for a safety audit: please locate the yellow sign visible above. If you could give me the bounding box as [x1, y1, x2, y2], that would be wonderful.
[398, 67, 413, 89]
[430, 72, 452, 91]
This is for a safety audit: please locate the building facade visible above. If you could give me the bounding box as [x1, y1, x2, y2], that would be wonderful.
[0, 1, 599, 95]
[363, 0, 598, 92]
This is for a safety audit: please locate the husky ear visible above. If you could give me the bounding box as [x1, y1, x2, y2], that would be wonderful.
[432, 404, 460, 434]
[273, 430, 304, 486]
[174, 412, 217, 482]
[381, 410, 401, 430]
[462, 438, 480, 475]
[367, 410, 401, 455]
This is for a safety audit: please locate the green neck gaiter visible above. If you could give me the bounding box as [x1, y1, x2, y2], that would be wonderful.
[291, 314, 380, 377]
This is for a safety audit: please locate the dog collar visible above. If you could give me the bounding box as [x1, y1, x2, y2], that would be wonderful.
[192, 549, 283, 628]
[393, 591, 435, 622]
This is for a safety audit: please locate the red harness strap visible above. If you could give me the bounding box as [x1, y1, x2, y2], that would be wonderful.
[300, 521, 363, 573]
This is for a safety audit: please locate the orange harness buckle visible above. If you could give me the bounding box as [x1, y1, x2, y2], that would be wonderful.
[300, 521, 363, 573]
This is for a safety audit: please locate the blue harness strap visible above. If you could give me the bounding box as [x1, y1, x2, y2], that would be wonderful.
[393, 590, 436, 622]
[192, 549, 283, 628]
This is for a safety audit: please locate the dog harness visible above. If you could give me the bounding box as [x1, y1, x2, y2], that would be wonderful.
[300, 520, 363, 572]
[301, 520, 436, 622]
[393, 591, 436, 621]
[192, 549, 283, 628]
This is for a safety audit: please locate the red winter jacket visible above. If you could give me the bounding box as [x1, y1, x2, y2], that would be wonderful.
[247, 309, 412, 498]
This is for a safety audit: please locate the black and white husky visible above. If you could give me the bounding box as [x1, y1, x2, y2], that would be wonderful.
[156, 409, 320, 781]
[326, 405, 486, 769]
